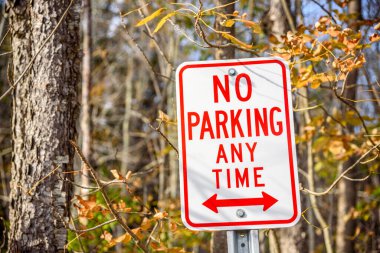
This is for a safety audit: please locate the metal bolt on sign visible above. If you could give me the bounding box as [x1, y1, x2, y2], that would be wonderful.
[236, 209, 246, 218]
[228, 68, 237, 76]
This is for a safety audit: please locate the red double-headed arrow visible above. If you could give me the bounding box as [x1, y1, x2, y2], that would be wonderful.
[202, 191, 278, 213]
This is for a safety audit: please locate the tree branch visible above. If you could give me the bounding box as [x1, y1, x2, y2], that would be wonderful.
[302, 144, 380, 196]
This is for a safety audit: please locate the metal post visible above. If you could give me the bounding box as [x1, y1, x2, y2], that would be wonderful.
[227, 230, 260, 253]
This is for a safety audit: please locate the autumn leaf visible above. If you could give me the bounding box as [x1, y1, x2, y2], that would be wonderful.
[234, 19, 262, 33]
[269, 34, 280, 44]
[153, 12, 176, 34]
[153, 211, 168, 220]
[169, 221, 177, 231]
[75, 195, 102, 219]
[221, 19, 235, 28]
[329, 139, 346, 159]
[222, 33, 253, 49]
[158, 110, 176, 125]
[113, 233, 132, 245]
[374, 23, 380, 31]
[369, 33, 380, 43]
[135, 8, 166, 27]
[141, 218, 153, 230]
[101, 231, 113, 244]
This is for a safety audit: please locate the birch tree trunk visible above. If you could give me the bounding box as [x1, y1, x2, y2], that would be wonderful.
[80, 0, 92, 195]
[8, 0, 81, 251]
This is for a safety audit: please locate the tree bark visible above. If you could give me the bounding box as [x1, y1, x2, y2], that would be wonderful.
[214, 0, 235, 60]
[8, 0, 81, 251]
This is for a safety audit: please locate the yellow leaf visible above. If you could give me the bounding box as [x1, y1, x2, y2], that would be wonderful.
[329, 140, 345, 157]
[221, 19, 235, 28]
[234, 19, 261, 33]
[269, 34, 280, 44]
[375, 23, 380, 31]
[136, 8, 166, 27]
[310, 79, 321, 89]
[222, 33, 252, 49]
[153, 12, 176, 34]
[113, 233, 132, 244]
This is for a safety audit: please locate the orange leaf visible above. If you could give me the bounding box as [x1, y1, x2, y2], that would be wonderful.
[370, 33, 380, 43]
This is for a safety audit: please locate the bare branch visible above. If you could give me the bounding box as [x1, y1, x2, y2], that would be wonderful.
[302, 144, 380, 196]
[69, 219, 118, 233]
[70, 140, 148, 253]
[310, 0, 338, 24]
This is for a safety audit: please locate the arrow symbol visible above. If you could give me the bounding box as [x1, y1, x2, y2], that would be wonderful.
[202, 191, 278, 213]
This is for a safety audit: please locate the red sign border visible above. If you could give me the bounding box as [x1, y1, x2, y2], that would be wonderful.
[178, 59, 299, 228]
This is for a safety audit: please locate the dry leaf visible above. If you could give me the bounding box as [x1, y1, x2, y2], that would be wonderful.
[153, 211, 168, 220]
[136, 8, 166, 27]
[153, 12, 176, 34]
[221, 19, 235, 28]
[222, 33, 253, 49]
[369, 33, 380, 43]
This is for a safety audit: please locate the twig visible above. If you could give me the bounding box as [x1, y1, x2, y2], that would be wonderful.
[0, 0, 76, 102]
[69, 216, 85, 252]
[145, 220, 160, 247]
[149, 123, 179, 157]
[310, 0, 338, 24]
[302, 144, 380, 196]
[333, 87, 378, 149]
[342, 174, 371, 182]
[70, 140, 148, 253]
[0, 217, 6, 249]
[69, 219, 118, 233]
[279, 0, 296, 32]
[28, 165, 61, 195]
[0, 29, 9, 48]
[0, 51, 12, 57]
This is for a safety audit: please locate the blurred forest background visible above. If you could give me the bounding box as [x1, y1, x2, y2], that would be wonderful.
[0, 0, 380, 252]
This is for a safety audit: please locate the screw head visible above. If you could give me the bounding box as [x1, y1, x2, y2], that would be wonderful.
[228, 68, 237, 76]
[236, 209, 246, 218]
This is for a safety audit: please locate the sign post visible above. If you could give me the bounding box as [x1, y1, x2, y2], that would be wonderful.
[227, 230, 259, 253]
[176, 57, 301, 251]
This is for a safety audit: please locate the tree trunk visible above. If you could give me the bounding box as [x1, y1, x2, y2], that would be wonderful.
[214, 0, 235, 60]
[211, 1, 235, 252]
[266, 1, 306, 252]
[336, 73, 359, 253]
[80, 0, 92, 195]
[336, 1, 361, 252]
[8, 0, 81, 251]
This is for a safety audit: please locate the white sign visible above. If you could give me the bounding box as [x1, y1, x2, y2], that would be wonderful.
[176, 57, 301, 231]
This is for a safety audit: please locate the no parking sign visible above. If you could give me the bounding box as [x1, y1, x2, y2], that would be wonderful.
[176, 57, 301, 230]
